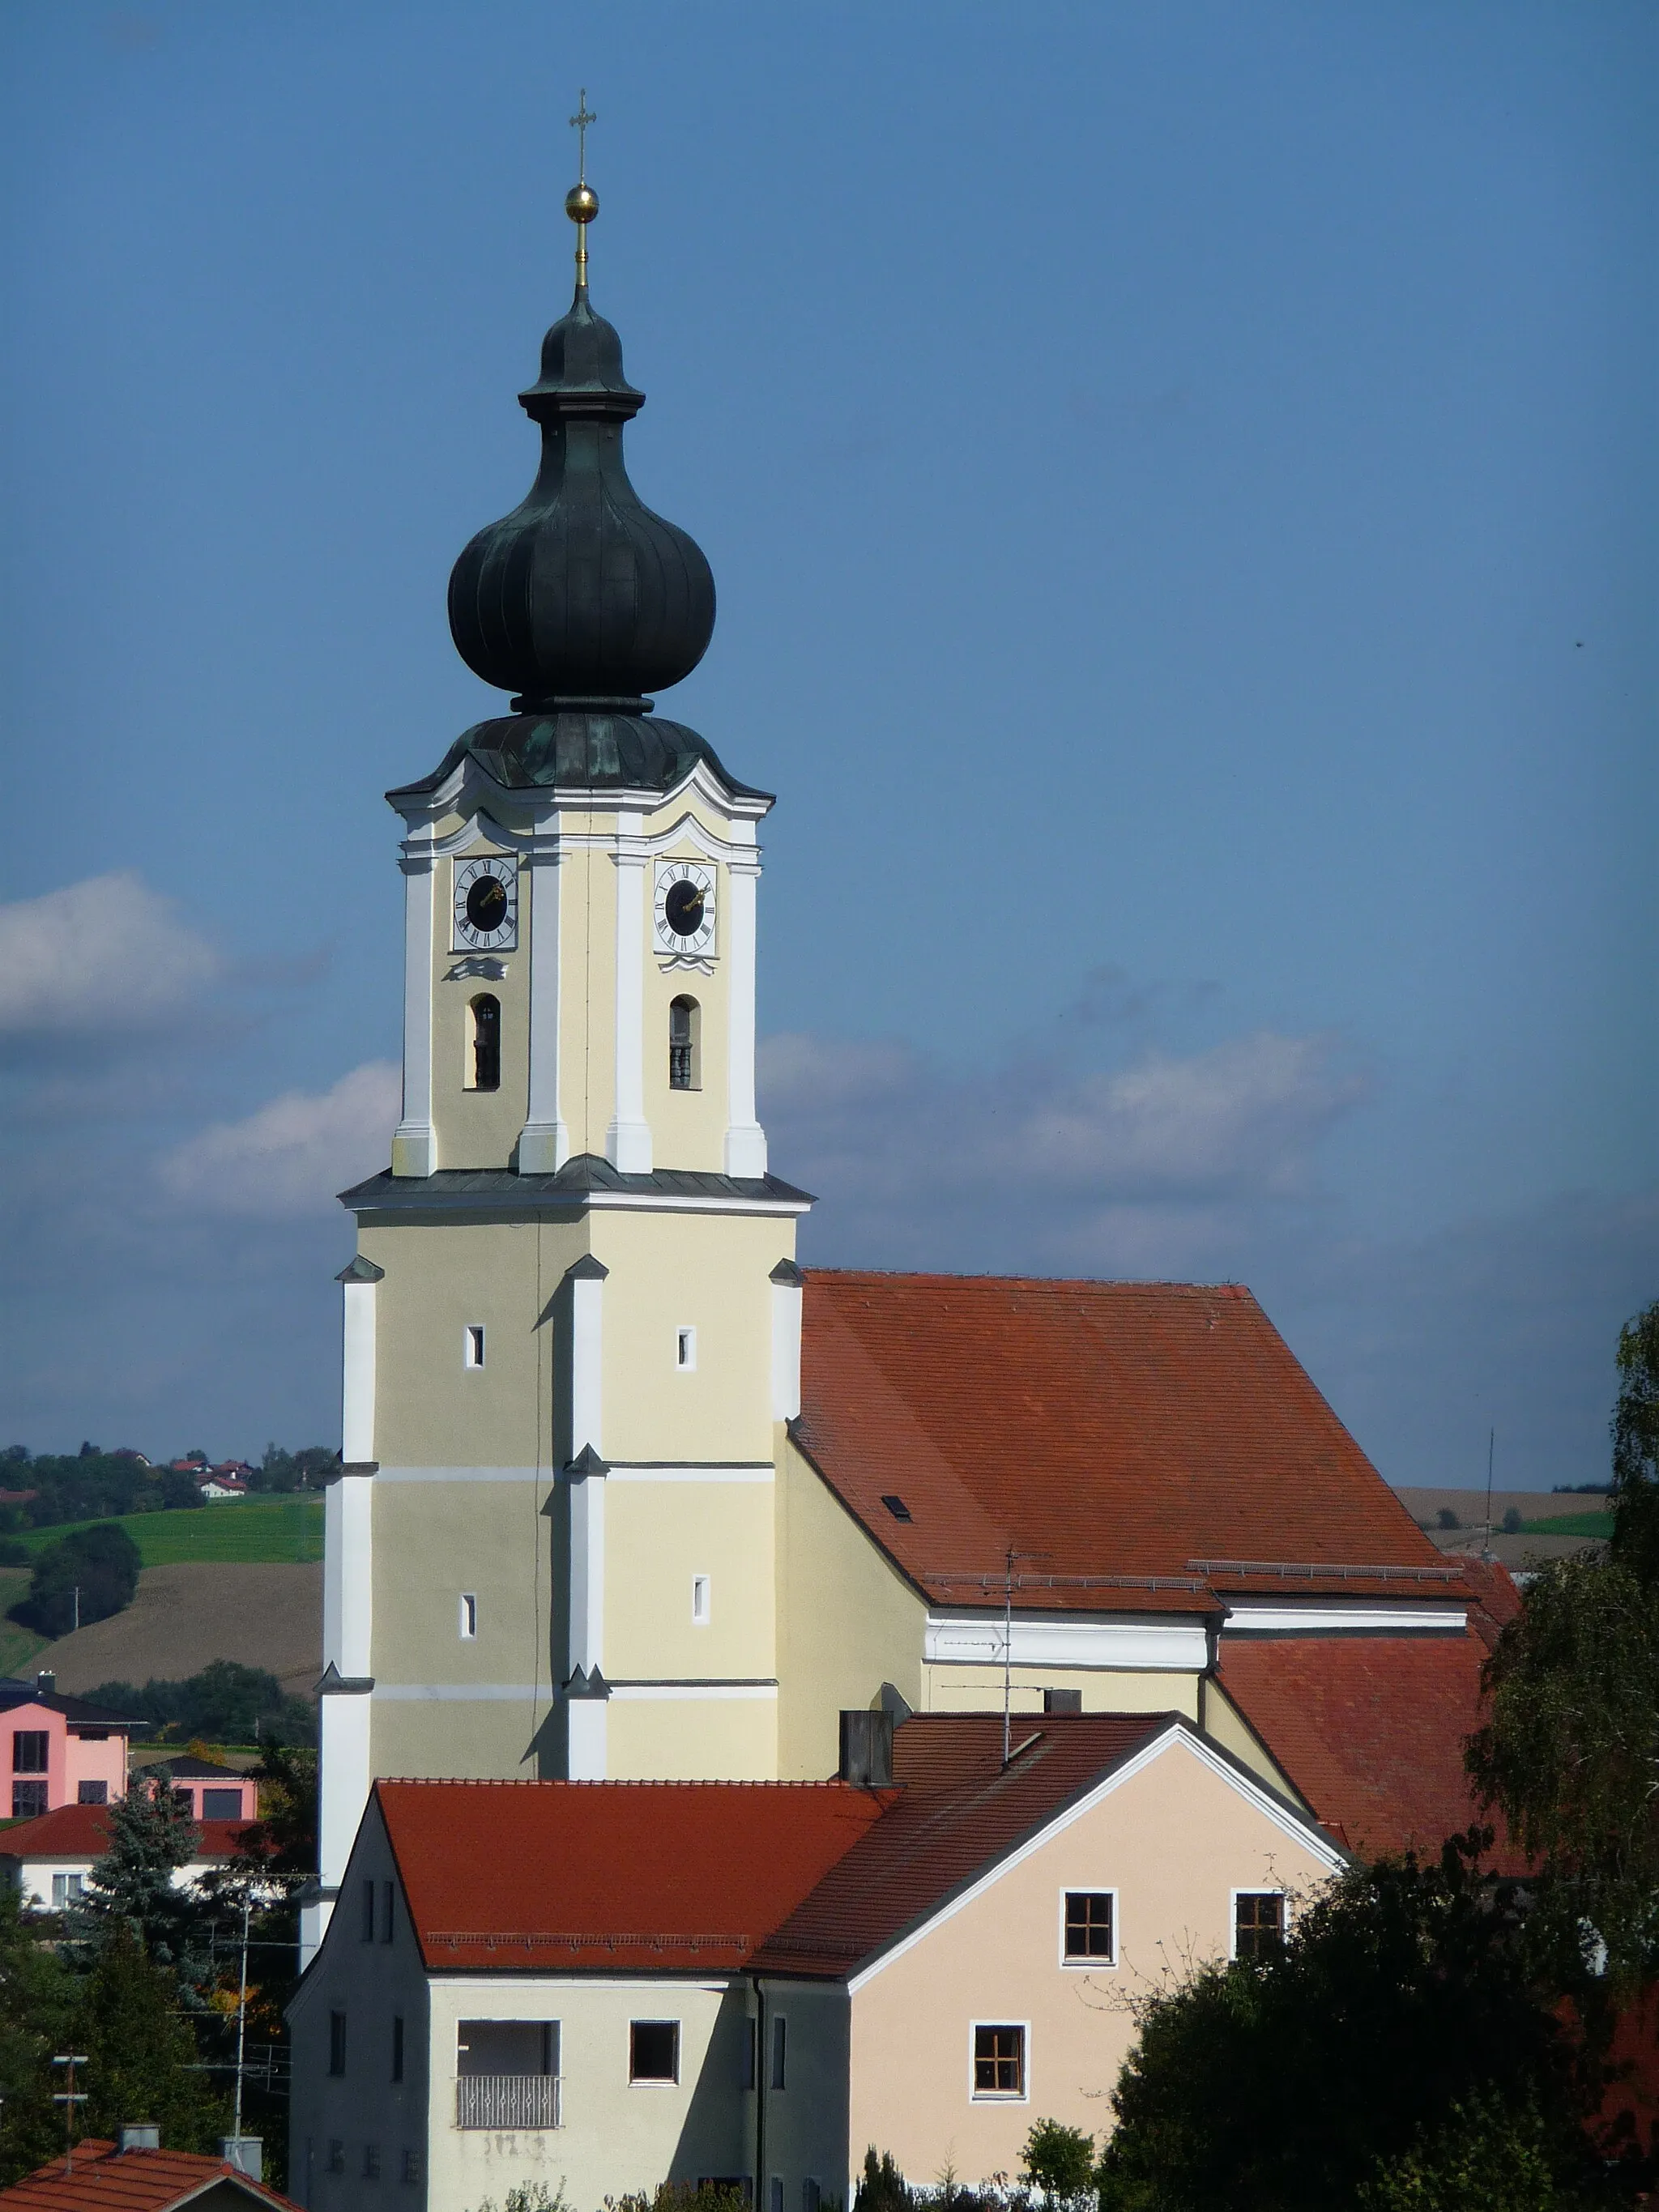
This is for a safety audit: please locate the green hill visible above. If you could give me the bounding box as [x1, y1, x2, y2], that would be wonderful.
[8, 1497, 323, 1568]
[1517, 1509, 1614, 1539]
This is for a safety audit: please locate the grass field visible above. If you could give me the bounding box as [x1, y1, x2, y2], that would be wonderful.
[0, 1571, 48, 1677]
[9, 1497, 323, 1567]
[1518, 1510, 1614, 1539]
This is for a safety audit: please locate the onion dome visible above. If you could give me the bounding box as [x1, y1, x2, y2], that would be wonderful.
[446, 182, 715, 714]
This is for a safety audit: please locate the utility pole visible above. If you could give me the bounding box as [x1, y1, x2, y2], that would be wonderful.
[51, 2055, 87, 2176]
[232, 1894, 251, 2147]
[1483, 1427, 1496, 1560]
[71, 1585, 79, 1633]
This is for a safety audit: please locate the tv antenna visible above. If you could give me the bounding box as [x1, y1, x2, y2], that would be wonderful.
[1001, 1547, 1051, 1766]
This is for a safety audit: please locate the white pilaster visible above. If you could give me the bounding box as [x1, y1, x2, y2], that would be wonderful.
[314, 1460, 375, 1965]
[313, 1688, 373, 1955]
[606, 825, 652, 1174]
[723, 854, 767, 1177]
[770, 1259, 803, 1421]
[391, 846, 437, 1178]
[566, 1694, 608, 1782]
[567, 1456, 607, 1680]
[518, 844, 569, 1174]
[339, 1262, 382, 1465]
[567, 1255, 607, 1456]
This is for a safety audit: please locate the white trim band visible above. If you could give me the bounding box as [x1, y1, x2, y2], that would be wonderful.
[925, 1613, 1212, 1673]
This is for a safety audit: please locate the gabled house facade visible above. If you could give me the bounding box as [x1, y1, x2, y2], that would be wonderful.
[288, 1712, 1346, 2209]
[0, 1674, 140, 1818]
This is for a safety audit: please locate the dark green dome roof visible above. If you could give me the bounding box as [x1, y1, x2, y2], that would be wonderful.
[446, 284, 716, 714]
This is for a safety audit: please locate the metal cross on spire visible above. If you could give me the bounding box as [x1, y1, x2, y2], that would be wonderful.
[569, 89, 597, 183]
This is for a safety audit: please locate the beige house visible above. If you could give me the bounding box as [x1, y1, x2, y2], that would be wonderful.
[288, 1711, 1345, 2208]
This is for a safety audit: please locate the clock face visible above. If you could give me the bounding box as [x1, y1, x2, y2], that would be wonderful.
[453, 855, 518, 952]
[653, 860, 716, 957]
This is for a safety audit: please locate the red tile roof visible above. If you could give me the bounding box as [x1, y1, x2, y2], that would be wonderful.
[1217, 1631, 1520, 1865]
[377, 1779, 893, 1971]
[751, 1712, 1187, 1977]
[373, 1717, 1308, 1985]
[796, 1272, 1464, 1615]
[0, 1804, 251, 1864]
[1457, 1554, 1525, 1650]
[0, 2141, 298, 2209]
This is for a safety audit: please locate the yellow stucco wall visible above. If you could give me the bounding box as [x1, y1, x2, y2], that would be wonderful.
[606, 1480, 775, 1681]
[1198, 1674, 1307, 1805]
[921, 1666, 1201, 1720]
[847, 1733, 1339, 2184]
[776, 1439, 928, 1780]
[606, 1695, 778, 1780]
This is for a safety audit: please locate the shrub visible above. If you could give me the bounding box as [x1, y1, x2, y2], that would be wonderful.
[603, 2189, 750, 2212]
[1501, 1507, 1525, 1535]
[855, 2150, 912, 2212]
[1437, 1508, 1461, 1530]
[468, 2186, 569, 2212]
[1021, 2119, 1095, 2202]
[16, 1523, 141, 1634]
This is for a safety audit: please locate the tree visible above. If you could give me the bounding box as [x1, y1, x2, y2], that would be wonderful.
[18, 1522, 141, 1635]
[68, 1772, 211, 1975]
[1465, 1296, 1659, 1991]
[86, 1663, 314, 1749]
[1094, 1843, 1597, 2212]
[1021, 2117, 1095, 2202]
[0, 1881, 78, 2186]
[853, 2148, 911, 2212]
[1354, 2091, 1560, 2212]
[70, 1923, 227, 2154]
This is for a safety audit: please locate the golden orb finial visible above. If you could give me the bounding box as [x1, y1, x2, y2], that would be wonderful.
[567, 89, 599, 290]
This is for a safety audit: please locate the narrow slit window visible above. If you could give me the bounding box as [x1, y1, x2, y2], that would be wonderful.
[692, 1575, 710, 1626]
[391, 2014, 405, 2083]
[668, 995, 700, 1090]
[676, 1327, 697, 1371]
[771, 2014, 787, 2091]
[467, 994, 501, 1092]
[459, 1593, 478, 1641]
[465, 1325, 485, 1370]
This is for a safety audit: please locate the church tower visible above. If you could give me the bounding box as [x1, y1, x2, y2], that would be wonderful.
[309, 164, 811, 1955]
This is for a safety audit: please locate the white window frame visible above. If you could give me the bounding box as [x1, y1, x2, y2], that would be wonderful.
[459, 1593, 478, 1641]
[691, 1575, 711, 1626]
[676, 1326, 697, 1372]
[464, 1324, 486, 1370]
[967, 2017, 1030, 2103]
[1229, 1886, 1288, 1960]
[1057, 1884, 1119, 1969]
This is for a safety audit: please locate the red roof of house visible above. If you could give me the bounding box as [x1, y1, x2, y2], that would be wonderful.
[373, 1716, 1309, 1984]
[1216, 1631, 1520, 1865]
[0, 1804, 252, 1864]
[1457, 1554, 1525, 1650]
[0, 2141, 298, 2209]
[795, 1272, 1465, 1615]
[376, 1778, 893, 1971]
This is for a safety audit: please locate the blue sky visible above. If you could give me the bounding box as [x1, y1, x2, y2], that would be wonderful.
[1, 2, 1653, 1486]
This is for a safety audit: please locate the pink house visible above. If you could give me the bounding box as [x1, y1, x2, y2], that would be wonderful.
[155, 1754, 260, 1823]
[0, 1673, 143, 1818]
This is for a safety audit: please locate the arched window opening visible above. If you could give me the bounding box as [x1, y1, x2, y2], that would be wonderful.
[467, 995, 501, 1093]
[668, 996, 700, 1091]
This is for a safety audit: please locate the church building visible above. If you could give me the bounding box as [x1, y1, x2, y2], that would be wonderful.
[304, 158, 1499, 1982]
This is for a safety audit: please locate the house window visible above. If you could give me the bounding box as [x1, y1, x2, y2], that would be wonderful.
[203, 1788, 241, 1820]
[11, 1782, 46, 1819]
[771, 2014, 787, 2091]
[769, 2181, 784, 2212]
[51, 1873, 84, 1908]
[361, 1879, 376, 1941]
[12, 1731, 49, 1774]
[464, 1325, 486, 1370]
[668, 995, 700, 1089]
[741, 2018, 756, 2091]
[880, 1494, 911, 1522]
[391, 2015, 404, 2084]
[401, 2150, 421, 2184]
[456, 2020, 557, 2077]
[972, 2022, 1026, 2099]
[630, 2019, 680, 2084]
[1235, 1891, 1285, 1960]
[459, 1592, 479, 1640]
[382, 1880, 395, 1942]
[329, 2010, 348, 2077]
[363, 2143, 382, 2180]
[692, 1575, 710, 1626]
[1063, 1890, 1115, 1964]
[676, 1326, 697, 1371]
[326, 2142, 345, 2175]
[804, 2185, 821, 2212]
[467, 995, 501, 1092]
[77, 1780, 109, 1805]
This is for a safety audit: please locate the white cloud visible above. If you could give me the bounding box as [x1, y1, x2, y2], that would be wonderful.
[0, 873, 224, 1034]
[160, 1061, 400, 1217]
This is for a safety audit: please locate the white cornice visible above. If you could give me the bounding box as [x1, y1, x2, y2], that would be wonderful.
[925, 1612, 1212, 1672]
[400, 803, 763, 871]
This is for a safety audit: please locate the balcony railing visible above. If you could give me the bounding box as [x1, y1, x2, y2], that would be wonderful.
[455, 2075, 561, 2130]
